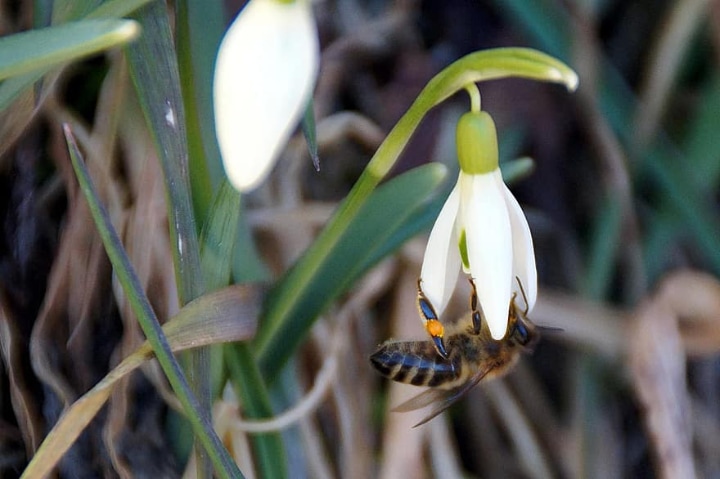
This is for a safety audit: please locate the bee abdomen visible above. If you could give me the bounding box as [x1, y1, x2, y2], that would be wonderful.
[370, 341, 461, 387]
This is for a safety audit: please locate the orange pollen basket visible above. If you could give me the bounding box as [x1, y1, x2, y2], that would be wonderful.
[425, 319, 444, 338]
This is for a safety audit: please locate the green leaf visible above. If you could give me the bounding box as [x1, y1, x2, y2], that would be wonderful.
[233, 212, 272, 283]
[201, 180, 242, 291]
[176, 0, 226, 223]
[683, 75, 720, 193]
[582, 195, 623, 301]
[492, 0, 572, 61]
[256, 163, 447, 379]
[125, 2, 212, 476]
[643, 209, 680, 282]
[126, 1, 204, 310]
[500, 156, 534, 183]
[63, 125, 243, 479]
[200, 181, 286, 478]
[86, 0, 156, 19]
[302, 98, 320, 171]
[0, 19, 139, 81]
[33, 0, 52, 27]
[0, 0, 152, 113]
[225, 345, 288, 479]
[51, 0, 102, 24]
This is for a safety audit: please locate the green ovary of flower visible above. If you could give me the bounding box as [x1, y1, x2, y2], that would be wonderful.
[458, 229, 469, 270]
[456, 111, 499, 175]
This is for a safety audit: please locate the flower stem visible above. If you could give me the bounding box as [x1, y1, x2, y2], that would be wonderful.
[465, 83, 481, 112]
[254, 47, 578, 378]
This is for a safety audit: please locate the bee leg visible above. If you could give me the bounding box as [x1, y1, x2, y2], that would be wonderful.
[426, 319, 448, 358]
[417, 279, 449, 359]
[515, 276, 530, 316]
[468, 278, 484, 335]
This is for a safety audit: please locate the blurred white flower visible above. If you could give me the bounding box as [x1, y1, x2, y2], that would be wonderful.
[420, 110, 537, 340]
[213, 0, 319, 192]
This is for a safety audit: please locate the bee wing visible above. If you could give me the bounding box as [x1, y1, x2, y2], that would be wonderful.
[392, 388, 454, 413]
[392, 368, 491, 427]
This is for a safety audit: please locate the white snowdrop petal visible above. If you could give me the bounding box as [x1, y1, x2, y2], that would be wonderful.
[420, 180, 462, 316]
[502, 182, 538, 312]
[213, 0, 318, 192]
[463, 171, 513, 340]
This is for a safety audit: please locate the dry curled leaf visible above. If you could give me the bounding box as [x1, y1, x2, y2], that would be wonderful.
[21, 284, 262, 479]
[656, 270, 720, 355]
[629, 275, 699, 479]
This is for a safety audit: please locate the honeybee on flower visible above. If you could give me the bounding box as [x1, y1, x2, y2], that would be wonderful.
[417, 94, 538, 357]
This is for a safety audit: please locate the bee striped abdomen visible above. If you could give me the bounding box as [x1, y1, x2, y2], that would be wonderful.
[370, 340, 461, 387]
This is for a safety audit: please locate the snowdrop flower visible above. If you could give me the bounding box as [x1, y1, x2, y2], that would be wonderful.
[214, 0, 319, 192]
[419, 109, 537, 343]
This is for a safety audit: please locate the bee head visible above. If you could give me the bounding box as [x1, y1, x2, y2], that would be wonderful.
[508, 317, 539, 351]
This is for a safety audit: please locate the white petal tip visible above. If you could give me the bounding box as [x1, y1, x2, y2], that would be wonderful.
[488, 316, 509, 340]
[213, 0, 319, 193]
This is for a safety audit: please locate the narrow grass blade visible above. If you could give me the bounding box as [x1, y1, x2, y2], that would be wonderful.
[176, 0, 226, 222]
[225, 345, 288, 478]
[302, 99, 320, 171]
[201, 181, 242, 291]
[0, 0, 151, 112]
[125, 3, 212, 474]
[126, 1, 204, 305]
[682, 76, 720, 192]
[86, 0, 155, 19]
[63, 126, 243, 479]
[200, 180, 288, 478]
[582, 195, 623, 300]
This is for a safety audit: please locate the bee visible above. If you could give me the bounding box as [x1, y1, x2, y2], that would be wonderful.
[370, 286, 539, 427]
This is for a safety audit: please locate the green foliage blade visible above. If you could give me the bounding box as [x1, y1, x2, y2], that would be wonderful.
[255, 164, 447, 379]
[582, 195, 623, 300]
[63, 126, 243, 479]
[86, 0, 155, 19]
[200, 182, 288, 477]
[125, 1, 204, 311]
[225, 345, 288, 479]
[200, 180, 242, 291]
[683, 76, 720, 193]
[125, 2, 212, 475]
[176, 0, 226, 223]
[0, 19, 139, 82]
[302, 99, 320, 171]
